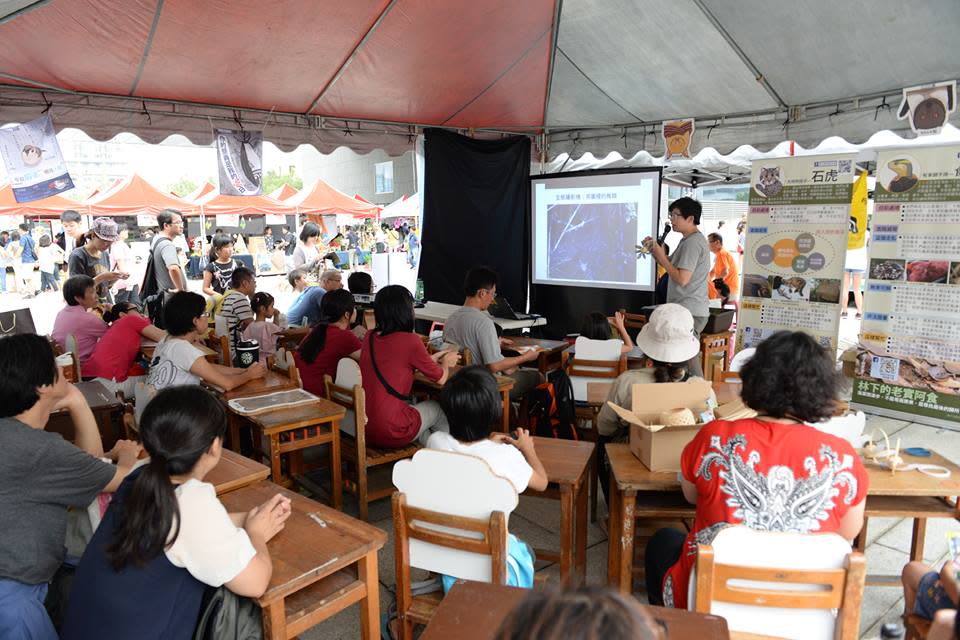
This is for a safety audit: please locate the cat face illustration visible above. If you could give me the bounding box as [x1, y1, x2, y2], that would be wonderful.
[755, 166, 783, 197]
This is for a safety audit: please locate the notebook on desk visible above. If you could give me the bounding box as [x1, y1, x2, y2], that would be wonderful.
[489, 296, 534, 321]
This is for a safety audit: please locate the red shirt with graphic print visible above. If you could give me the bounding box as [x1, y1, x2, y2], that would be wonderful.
[661, 418, 869, 609]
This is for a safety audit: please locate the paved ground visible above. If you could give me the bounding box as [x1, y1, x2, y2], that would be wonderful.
[7, 280, 955, 639]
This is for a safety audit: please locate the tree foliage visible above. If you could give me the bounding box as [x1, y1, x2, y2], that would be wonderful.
[169, 176, 199, 197]
[261, 170, 303, 195]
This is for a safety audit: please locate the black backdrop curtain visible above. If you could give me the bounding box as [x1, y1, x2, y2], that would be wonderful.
[420, 129, 530, 309]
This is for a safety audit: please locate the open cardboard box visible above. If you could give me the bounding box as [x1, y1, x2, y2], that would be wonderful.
[606, 379, 713, 471]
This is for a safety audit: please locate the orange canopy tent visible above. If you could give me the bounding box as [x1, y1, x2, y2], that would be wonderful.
[0, 182, 83, 217]
[268, 183, 299, 201]
[286, 179, 379, 219]
[195, 190, 291, 217]
[86, 174, 197, 216]
[183, 182, 216, 203]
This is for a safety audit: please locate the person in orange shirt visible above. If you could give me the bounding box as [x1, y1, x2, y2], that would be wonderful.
[707, 233, 738, 303]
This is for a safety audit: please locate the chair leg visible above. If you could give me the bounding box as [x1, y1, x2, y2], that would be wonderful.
[587, 415, 599, 523]
[358, 463, 369, 522]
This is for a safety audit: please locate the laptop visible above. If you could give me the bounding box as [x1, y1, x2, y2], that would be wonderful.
[489, 296, 534, 321]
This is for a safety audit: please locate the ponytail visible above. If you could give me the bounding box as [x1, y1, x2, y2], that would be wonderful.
[651, 360, 689, 383]
[298, 288, 355, 363]
[106, 456, 180, 570]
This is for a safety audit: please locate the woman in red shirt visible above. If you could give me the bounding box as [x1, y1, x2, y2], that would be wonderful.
[645, 331, 868, 609]
[294, 289, 362, 396]
[360, 285, 459, 448]
[85, 302, 166, 397]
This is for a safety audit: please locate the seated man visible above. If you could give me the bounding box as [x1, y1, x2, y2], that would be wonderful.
[0, 333, 139, 638]
[51, 275, 108, 367]
[443, 266, 540, 400]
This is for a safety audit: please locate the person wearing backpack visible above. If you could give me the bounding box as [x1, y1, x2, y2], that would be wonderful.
[141, 210, 187, 328]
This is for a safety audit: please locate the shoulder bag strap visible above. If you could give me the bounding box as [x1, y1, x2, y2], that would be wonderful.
[367, 331, 413, 403]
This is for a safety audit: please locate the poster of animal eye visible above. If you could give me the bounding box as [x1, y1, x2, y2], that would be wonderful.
[0, 114, 74, 202]
[735, 153, 855, 354]
[215, 128, 263, 196]
[851, 145, 960, 428]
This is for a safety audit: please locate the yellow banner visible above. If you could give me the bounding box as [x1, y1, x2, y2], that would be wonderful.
[847, 172, 867, 250]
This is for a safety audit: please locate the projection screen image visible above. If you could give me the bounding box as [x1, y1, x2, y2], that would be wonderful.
[531, 169, 660, 291]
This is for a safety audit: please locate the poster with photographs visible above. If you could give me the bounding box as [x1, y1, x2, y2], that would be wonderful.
[735, 153, 855, 354]
[0, 115, 74, 202]
[852, 145, 960, 427]
[215, 128, 263, 196]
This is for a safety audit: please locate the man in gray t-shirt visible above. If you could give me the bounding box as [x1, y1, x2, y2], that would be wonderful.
[150, 209, 187, 293]
[442, 267, 541, 400]
[643, 197, 710, 376]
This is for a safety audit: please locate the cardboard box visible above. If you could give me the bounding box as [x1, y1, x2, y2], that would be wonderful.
[606, 379, 713, 471]
[841, 347, 858, 379]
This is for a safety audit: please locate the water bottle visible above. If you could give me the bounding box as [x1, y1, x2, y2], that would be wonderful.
[415, 279, 425, 302]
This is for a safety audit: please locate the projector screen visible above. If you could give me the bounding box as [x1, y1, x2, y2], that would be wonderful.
[531, 168, 661, 291]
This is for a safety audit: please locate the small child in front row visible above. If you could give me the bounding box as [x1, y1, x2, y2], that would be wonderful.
[428, 365, 548, 592]
[902, 558, 959, 629]
[243, 291, 286, 364]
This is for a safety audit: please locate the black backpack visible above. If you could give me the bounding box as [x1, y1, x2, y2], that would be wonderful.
[527, 368, 578, 440]
[140, 238, 171, 329]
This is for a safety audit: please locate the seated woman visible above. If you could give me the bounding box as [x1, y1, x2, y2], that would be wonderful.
[84, 301, 165, 398]
[51, 275, 107, 367]
[294, 289, 362, 397]
[644, 330, 868, 609]
[146, 291, 265, 392]
[576, 310, 635, 355]
[62, 386, 291, 638]
[0, 334, 139, 639]
[360, 285, 458, 448]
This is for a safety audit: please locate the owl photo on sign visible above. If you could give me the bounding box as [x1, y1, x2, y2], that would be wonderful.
[662, 119, 694, 158]
[898, 81, 956, 135]
[21, 144, 42, 167]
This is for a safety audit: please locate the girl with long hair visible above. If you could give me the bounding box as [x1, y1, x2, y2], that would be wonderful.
[293, 288, 362, 397]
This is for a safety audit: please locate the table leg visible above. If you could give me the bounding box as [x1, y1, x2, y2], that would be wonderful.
[358, 550, 380, 640]
[910, 518, 927, 561]
[228, 413, 241, 453]
[575, 473, 588, 586]
[616, 489, 636, 594]
[269, 434, 283, 485]
[500, 390, 510, 433]
[607, 470, 621, 588]
[330, 419, 342, 511]
[261, 600, 286, 640]
[560, 484, 574, 587]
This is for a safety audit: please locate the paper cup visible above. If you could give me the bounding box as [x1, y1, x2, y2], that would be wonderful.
[55, 353, 74, 368]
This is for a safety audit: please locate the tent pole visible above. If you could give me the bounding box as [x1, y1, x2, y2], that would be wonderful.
[541, 0, 564, 126]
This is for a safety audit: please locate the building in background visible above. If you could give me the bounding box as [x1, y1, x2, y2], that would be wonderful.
[298, 146, 415, 206]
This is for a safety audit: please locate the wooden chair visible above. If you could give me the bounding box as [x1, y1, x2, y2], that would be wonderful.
[392, 449, 518, 640]
[717, 369, 741, 382]
[699, 330, 732, 381]
[324, 358, 420, 521]
[904, 614, 931, 640]
[564, 350, 625, 522]
[693, 526, 866, 640]
[617, 308, 648, 332]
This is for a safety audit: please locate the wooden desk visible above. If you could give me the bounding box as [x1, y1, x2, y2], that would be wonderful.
[208, 449, 270, 495]
[207, 370, 300, 451]
[503, 336, 569, 375]
[141, 340, 218, 363]
[48, 380, 123, 449]
[605, 443, 960, 593]
[218, 481, 387, 640]
[243, 399, 346, 509]
[277, 326, 309, 351]
[420, 580, 730, 640]
[414, 301, 546, 331]
[524, 437, 594, 586]
[414, 367, 515, 433]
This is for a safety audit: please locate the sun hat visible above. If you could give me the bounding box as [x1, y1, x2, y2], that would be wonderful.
[635, 303, 700, 363]
[90, 217, 120, 242]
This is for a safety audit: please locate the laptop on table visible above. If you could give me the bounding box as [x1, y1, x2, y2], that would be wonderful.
[489, 296, 534, 321]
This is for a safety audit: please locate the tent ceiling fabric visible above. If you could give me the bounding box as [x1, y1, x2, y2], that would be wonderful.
[0, 0, 957, 159]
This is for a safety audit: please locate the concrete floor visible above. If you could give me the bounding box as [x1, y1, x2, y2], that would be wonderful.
[8, 279, 957, 639]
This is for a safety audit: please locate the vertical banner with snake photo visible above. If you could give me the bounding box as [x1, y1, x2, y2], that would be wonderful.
[852, 145, 960, 428]
[735, 153, 855, 354]
[215, 128, 263, 196]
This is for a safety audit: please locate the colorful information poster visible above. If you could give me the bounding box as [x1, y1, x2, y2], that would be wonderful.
[736, 153, 855, 353]
[0, 115, 74, 202]
[852, 145, 960, 427]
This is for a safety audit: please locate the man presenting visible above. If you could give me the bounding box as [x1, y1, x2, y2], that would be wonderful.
[443, 266, 541, 400]
[642, 197, 710, 376]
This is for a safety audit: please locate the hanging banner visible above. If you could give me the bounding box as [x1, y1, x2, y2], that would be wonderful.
[852, 145, 960, 427]
[215, 128, 263, 196]
[136, 214, 158, 228]
[215, 214, 240, 228]
[736, 153, 855, 353]
[848, 172, 868, 250]
[662, 119, 695, 159]
[0, 115, 74, 202]
[264, 214, 286, 226]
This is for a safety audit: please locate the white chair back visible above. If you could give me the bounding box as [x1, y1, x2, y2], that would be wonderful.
[133, 382, 157, 423]
[570, 336, 622, 402]
[689, 526, 853, 640]
[214, 315, 228, 339]
[729, 347, 756, 372]
[331, 357, 362, 436]
[392, 449, 517, 583]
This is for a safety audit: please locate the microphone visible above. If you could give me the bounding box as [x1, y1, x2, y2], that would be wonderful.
[657, 222, 672, 246]
[637, 222, 672, 258]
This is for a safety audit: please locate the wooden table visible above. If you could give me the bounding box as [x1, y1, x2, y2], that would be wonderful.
[420, 580, 730, 640]
[208, 449, 270, 495]
[218, 481, 387, 640]
[277, 326, 309, 351]
[414, 301, 546, 331]
[502, 336, 569, 375]
[48, 380, 123, 449]
[414, 367, 515, 433]
[141, 340, 218, 363]
[243, 399, 346, 509]
[524, 436, 594, 587]
[605, 443, 960, 593]
[206, 370, 300, 451]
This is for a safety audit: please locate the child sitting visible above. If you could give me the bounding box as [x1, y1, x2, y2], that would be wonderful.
[902, 560, 959, 629]
[214, 266, 256, 351]
[243, 292, 286, 363]
[427, 365, 547, 591]
[577, 310, 635, 355]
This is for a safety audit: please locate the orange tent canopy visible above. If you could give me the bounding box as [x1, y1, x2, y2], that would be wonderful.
[286, 179, 380, 218]
[184, 182, 216, 203]
[196, 190, 291, 216]
[0, 183, 83, 216]
[268, 183, 299, 201]
[87, 174, 197, 216]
